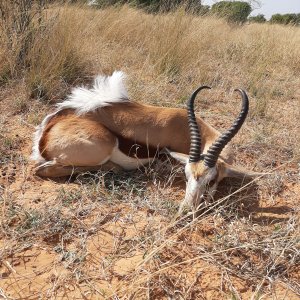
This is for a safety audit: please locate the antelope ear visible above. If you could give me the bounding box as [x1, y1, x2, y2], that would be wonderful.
[219, 161, 266, 179]
[164, 149, 189, 164]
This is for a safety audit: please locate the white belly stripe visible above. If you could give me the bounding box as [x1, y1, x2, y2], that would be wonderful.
[110, 146, 153, 170]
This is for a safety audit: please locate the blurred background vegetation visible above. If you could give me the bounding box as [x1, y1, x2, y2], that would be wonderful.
[0, 0, 299, 101]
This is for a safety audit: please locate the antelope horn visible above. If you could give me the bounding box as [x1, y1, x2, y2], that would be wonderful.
[204, 89, 249, 168]
[187, 86, 211, 163]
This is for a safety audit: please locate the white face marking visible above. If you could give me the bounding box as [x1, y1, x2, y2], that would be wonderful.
[184, 163, 193, 179]
[183, 163, 218, 211]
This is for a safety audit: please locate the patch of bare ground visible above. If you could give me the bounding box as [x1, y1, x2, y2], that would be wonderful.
[1, 4, 300, 299]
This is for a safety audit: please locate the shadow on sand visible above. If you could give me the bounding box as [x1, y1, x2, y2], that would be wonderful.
[40, 165, 293, 226]
[215, 177, 293, 225]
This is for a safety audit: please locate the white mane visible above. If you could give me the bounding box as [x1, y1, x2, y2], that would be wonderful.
[56, 71, 129, 114]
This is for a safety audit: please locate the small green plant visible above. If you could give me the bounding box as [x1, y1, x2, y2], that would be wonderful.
[18, 209, 42, 231]
[57, 187, 83, 206]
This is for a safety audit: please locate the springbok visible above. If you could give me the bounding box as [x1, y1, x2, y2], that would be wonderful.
[32, 71, 259, 214]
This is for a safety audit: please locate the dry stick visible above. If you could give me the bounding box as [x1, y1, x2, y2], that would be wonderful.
[3, 261, 17, 274]
[183, 269, 206, 297]
[0, 287, 9, 299]
[111, 159, 296, 297]
[137, 174, 263, 268]
[137, 159, 294, 269]
[19, 118, 35, 129]
[110, 236, 294, 298]
[250, 232, 298, 300]
[156, 235, 294, 270]
[112, 233, 298, 298]
[281, 278, 300, 296]
[223, 271, 242, 300]
[3, 270, 25, 299]
[197, 233, 298, 284]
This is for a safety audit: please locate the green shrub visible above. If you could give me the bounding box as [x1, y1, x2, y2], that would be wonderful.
[93, 0, 205, 14]
[270, 14, 285, 25]
[135, 0, 182, 13]
[270, 13, 300, 25]
[248, 14, 266, 23]
[197, 4, 210, 15]
[211, 1, 252, 24]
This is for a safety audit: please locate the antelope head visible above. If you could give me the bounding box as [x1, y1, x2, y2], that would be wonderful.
[170, 86, 259, 215]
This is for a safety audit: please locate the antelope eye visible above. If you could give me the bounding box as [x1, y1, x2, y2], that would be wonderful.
[208, 179, 216, 187]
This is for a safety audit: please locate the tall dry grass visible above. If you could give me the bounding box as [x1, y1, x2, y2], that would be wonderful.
[0, 3, 88, 100]
[1, 3, 299, 156]
[25, 9, 89, 100]
[2, 5, 300, 99]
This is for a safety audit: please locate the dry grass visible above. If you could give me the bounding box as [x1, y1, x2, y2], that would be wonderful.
[0, 3, 300, 299]
[25, 12, 89, 100]
[0, 3, 88, 101]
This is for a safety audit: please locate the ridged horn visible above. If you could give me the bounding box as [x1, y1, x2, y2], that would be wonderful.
[187, 85, 211, 163]
[204, 89, 249, 168]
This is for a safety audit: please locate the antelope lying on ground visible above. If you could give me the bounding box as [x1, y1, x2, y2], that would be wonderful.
[32, 71, 259, 214]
